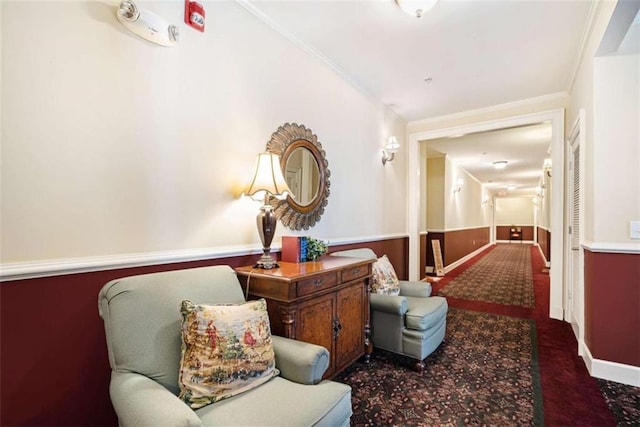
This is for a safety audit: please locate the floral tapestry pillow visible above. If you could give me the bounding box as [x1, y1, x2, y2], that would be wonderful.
[372, 255, 400, 295]
[178, 299, 279, 409]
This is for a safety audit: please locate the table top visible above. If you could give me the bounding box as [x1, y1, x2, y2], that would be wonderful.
[235, 256, 373, 281]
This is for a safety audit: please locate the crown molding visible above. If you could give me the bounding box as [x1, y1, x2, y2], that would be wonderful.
[235, 0, 380, 107]
[566, 0, 602, 93]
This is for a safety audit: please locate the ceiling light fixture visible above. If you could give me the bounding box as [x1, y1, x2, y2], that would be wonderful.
[395, 0, 438, 18]
[506, 184, 517, 191]
[493, 160, 508, 169]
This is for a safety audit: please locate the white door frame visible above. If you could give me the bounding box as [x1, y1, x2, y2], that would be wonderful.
[407, 108, 566, 320]
[565, 109, 586, 347]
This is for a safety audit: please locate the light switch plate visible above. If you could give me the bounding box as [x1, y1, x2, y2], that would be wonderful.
[631, 221, 640, 239]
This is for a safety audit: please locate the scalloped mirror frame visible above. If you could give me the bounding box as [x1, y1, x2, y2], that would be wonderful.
[266, 123, 330, 230]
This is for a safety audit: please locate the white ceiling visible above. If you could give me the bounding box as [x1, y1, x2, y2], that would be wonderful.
[242, 0, 596, 194]
[426, 122, 552, 195]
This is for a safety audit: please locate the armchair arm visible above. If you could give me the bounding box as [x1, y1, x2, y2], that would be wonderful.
[370, 293, 408, 315]
[399, 280, 432, 297]
[109, 371, 201, 427]
[271, 335, 329, 385]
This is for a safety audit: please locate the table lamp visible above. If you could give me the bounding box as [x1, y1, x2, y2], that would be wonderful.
[244, 153, 291, 269]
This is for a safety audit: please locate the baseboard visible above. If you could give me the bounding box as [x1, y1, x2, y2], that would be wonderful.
[549, 305, 564, 320]
[535, 243, 551, 267]
[443, 243, 493, 274]
[582, 342, 640, 387]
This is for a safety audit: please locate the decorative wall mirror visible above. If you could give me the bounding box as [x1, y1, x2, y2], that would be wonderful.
[266, 123, 330, 230]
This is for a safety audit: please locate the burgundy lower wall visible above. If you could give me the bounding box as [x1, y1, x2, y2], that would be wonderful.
[584, 249, 640, 367]
[426, 228, 490, 269]
[330, 237, 408, 280]
[537, 227, 551, 262]
[0, 236, 407, 426]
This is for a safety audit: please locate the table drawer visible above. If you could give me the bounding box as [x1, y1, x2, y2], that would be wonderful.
[341, 264, 369, 282]
[297, 273, 337, 297]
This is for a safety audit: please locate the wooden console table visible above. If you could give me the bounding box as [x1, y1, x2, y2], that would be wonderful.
[235, 256, 374, 378]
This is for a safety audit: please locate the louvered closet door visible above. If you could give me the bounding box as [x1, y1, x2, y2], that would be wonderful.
[571, 144, 580, 250]
[567, 109, 584, 337]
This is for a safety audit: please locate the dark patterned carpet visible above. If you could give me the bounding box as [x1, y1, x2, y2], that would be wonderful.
[336, 308, 543, 426]
[437, 244, 534, 307]
[336, 244, 639, 426]
[597, 379, 640, 426]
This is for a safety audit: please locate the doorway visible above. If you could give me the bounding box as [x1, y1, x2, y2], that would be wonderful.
[407, 109, 565, 320]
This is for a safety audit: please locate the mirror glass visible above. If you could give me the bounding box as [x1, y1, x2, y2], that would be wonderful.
[285, 147, 320, 206]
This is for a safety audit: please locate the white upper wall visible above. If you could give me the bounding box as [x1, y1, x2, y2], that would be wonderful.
[1, 1, 406, 264]
[444, 158, 490, 230]
[495, 197, 535, 226]
[592, 53, 639, 243]
[426, 157, 445, 230]
[567, 0, 639, 244]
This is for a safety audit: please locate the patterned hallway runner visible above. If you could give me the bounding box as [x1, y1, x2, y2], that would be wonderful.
[437, 244, 534, 307]
[339, 308, 542, 426]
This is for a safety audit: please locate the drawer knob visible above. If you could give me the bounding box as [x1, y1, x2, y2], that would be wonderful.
[314, 278, 324, 287]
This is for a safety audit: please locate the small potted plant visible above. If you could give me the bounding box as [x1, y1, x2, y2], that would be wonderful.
[306, 237, 328, 261]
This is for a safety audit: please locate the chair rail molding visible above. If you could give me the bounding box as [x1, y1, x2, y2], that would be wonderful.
[0, 233, 408, 281]
[582, 240, 640, 254]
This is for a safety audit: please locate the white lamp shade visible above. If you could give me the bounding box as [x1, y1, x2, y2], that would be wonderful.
[386, 136, 400, 153]
[244, 153, 291, 201]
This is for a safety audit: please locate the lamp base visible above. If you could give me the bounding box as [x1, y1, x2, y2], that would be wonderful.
[254, 254, 279, 270]
[255, 204, 279, 269]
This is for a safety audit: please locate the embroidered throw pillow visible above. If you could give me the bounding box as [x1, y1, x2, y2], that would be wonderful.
[372, 255, 401, 295]
[178, 299, 279, 409]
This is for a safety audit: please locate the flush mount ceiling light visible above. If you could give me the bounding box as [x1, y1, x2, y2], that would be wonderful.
[506, 184, 517, 191]
[493, 160, 508, 169]
[395, 0, 438, 18]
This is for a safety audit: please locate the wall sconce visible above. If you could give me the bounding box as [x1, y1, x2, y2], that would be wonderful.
[382, 136, 400, 165]
[453, 178, 464, 193]
[243, 153, 291, 269]
[117, 0, 179, 47]
[543, 158, 552, 177]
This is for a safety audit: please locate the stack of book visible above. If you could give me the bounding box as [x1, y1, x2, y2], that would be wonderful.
[281, 236, 308, 263]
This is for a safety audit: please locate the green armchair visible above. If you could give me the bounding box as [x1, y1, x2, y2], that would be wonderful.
[331, 248, 448, 371]
[98, 265, 352, 426]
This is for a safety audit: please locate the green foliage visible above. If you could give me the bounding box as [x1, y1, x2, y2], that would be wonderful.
[306, 237, 328, 260]
[221, 331, 245, 360]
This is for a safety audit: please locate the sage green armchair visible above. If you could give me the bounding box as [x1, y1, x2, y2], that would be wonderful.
[98, 265, 352, 426]
[332, 248, 448, 371]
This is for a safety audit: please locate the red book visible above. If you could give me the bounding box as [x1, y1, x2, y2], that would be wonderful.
[281, 236, 302, 263]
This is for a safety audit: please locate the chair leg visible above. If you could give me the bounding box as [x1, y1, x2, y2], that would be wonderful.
[412, 359, 425, 372]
